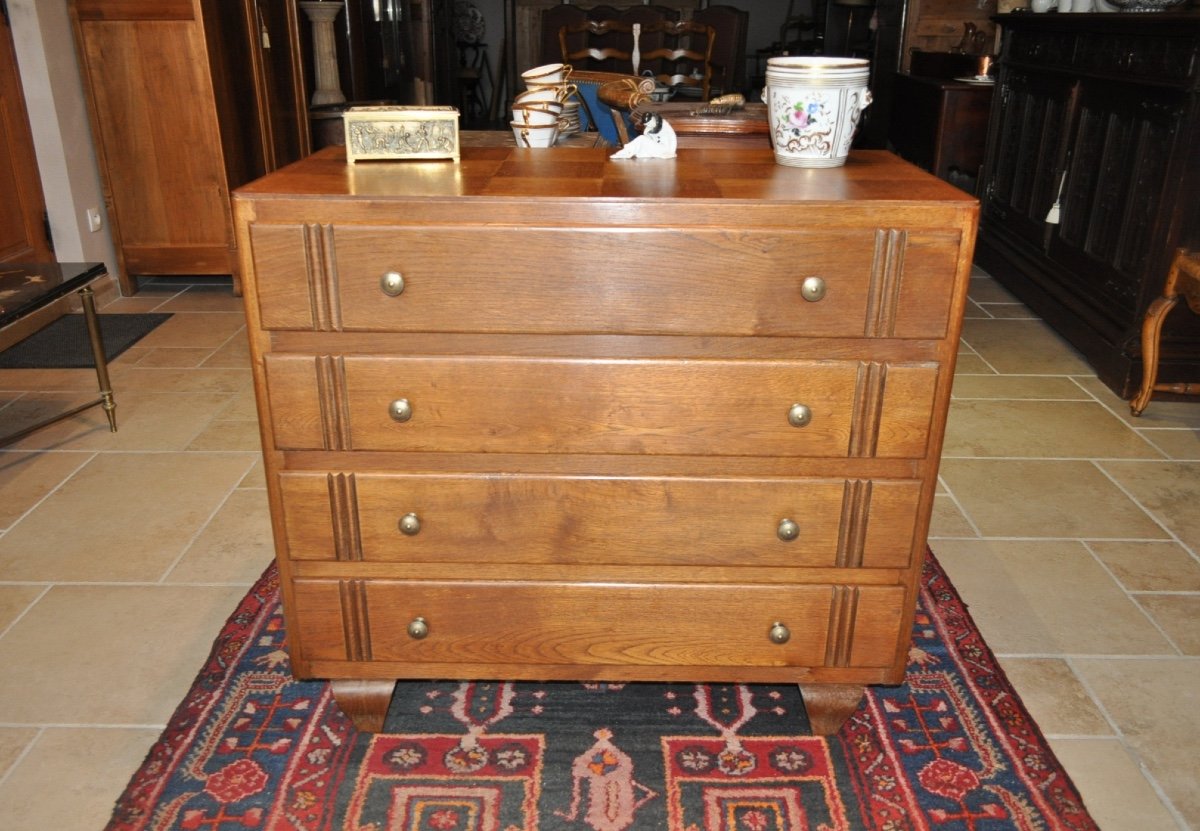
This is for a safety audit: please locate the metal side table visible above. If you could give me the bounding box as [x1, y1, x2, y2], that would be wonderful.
[0, 262, 116, 446]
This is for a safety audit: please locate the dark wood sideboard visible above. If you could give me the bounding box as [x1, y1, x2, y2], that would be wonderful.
[976, 12, 1200, 398]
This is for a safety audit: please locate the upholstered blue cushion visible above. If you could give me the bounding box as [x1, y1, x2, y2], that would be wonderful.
[572, 80, 633, 145]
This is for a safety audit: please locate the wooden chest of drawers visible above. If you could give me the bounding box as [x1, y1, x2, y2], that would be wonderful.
[234, 145, 978, 733]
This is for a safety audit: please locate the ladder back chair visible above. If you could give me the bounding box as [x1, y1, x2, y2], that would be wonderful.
[639, 20, 716, 101]
[559, 19, 716, 102]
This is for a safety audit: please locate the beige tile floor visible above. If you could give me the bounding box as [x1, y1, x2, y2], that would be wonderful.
[0, 271, 1197, 830]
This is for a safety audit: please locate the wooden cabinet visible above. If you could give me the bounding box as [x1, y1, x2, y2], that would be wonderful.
[889, 73, 993, 193]
[69, 0, 308, 295]
[234, 145, 977, 733]
[976, 13, 1200, 397]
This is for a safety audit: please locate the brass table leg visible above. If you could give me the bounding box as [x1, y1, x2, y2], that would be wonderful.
[78, 285, 117, 432]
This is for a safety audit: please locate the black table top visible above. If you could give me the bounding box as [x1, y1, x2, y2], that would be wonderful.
[0, 262, 107, 329]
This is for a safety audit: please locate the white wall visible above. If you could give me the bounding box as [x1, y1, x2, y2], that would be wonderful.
[8, 0, 118, 298]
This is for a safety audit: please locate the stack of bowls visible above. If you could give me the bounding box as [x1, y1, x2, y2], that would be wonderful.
[513, 63, 575, 147]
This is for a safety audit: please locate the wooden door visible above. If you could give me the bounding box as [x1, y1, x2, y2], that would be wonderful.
[71, 0, 236, 293]
[0, 5, 53, 265]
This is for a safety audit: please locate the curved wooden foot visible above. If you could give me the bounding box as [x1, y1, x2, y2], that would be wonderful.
[1131, 294, 1179, 416]
[798, 683, 865, 735]
[330, 679, 396, 732]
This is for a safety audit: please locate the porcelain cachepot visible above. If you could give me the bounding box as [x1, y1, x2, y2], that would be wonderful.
[765, 57, 873, 168]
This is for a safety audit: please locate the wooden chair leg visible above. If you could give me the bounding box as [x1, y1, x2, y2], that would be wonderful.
[1131, 293, 1179, 416]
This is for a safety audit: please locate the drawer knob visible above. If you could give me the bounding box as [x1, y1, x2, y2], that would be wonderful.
[389, 398, 413, 422]
[777, 518, 800, 541]
[380, 270, 406, 297]
[800, 276, 827, 302]
[787, 403, 812, 428]
[399, 512, 422, 536]
[407, 617, 429, 639]
[769, 621, 791, 644]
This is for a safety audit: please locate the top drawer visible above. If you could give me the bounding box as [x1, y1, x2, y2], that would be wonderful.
[248, 224, 964, 339]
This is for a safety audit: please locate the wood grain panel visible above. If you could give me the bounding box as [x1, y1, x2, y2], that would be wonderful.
[77, 15, 230, 255]
[257, 225, 965, 338]
[279, 472, 924, 568]
[875, 364, 940, 458]
[249, 223, 316, 329]
[364, 580, 836, 667]
[73, 0, 194, 21]
[263, 356, 326, 449]
[288, 578, 908, 670]
[338, 356, 857, 456]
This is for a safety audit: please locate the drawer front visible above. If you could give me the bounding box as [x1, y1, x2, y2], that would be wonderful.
[291, 578, 908, 670]
[249, 224, 963, 339]
[280, 472, 923, 569]
[265, 355, 939, 458]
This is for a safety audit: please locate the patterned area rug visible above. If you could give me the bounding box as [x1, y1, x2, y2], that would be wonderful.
[105, 552, 1099, 831]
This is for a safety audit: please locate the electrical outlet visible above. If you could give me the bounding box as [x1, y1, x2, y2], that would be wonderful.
[86, 208, 103, 233]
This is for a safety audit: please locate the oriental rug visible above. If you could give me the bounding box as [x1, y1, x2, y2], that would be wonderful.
[104, 552, 1099, 831]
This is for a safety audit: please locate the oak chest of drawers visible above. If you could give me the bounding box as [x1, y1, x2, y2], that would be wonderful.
[234, 145, 978, 733]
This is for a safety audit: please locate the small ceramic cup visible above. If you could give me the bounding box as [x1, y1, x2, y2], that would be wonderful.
[511, 121, 560, 148]
[515, 83, 577, 105]
[522, 63, 572, 87]
[512, 103, 561, 127]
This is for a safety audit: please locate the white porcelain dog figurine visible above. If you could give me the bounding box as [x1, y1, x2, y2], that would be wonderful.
[610, 112, 678, 160]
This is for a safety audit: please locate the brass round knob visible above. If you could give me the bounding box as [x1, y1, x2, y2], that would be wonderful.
[800, 276, 827, 302]
[399, 512, 421, 536]
[769, 621, 791, 644]
[777, 518, 799, 541]
[787, 403, 812, 428]
[389, 398, 413, 422]
[407, 617, 429, 639]
[380, 270, 405, 296]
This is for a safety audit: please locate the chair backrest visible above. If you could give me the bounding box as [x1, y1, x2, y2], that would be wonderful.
[637, 20, 716, 101]
[559, 18, 715, 102]
[558, 19, 638, 72]
[691, 5, 748, 96]
[541, 5, 681, 70]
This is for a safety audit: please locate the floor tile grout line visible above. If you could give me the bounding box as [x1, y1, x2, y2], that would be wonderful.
[1079, 540, 1186, 658]
[937, 535, 1179, 542]
[933, 474, 984, 538]
[156, 468, 260, 584]
[940, 454, 1182, 462]
[0, 451, 96, 534]
[1064, 655, 1194, 831]
[0, 584, 52, 643]
[0, 726, 46, 792]
[1090, 461, 1198, 561]
[175, 390, 249, 452]
[0, 580, 260, 589]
